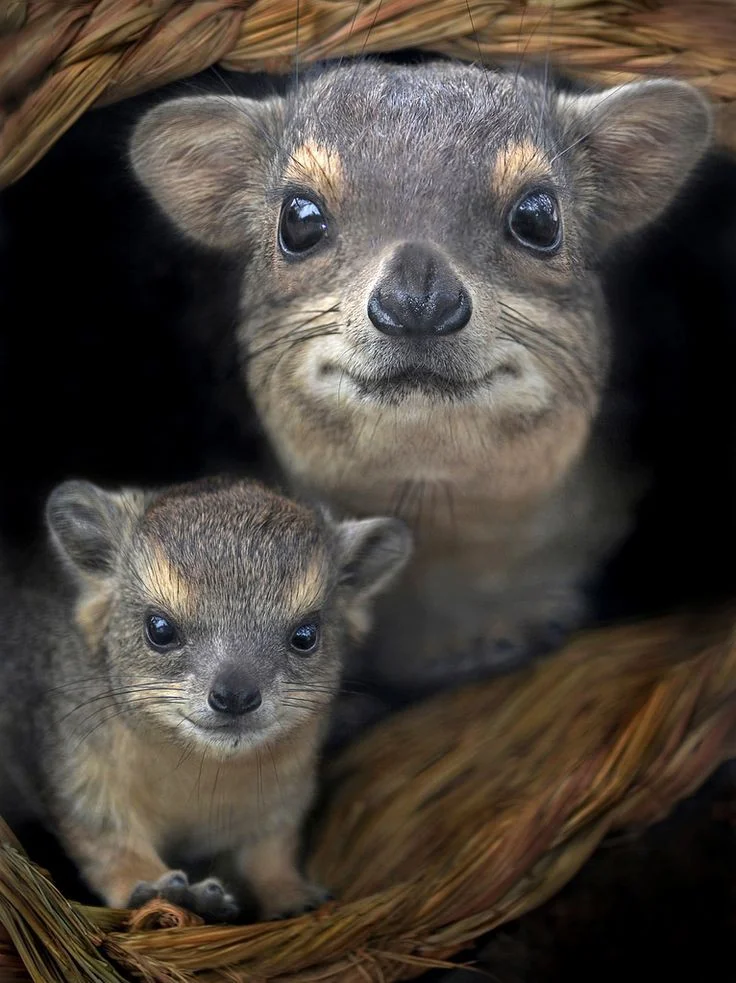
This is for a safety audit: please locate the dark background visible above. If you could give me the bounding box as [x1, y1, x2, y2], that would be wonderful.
[1, 61, 735, 979]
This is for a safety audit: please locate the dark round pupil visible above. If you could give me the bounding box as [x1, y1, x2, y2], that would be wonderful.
[148, 615, 174, 646]
[279, 197, 327, 254]
[510, 191, 560, 249]
[292, 623, 318, 651]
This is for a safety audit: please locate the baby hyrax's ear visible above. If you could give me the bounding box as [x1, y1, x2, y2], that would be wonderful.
[129, 94, 285, 250]
[46, 480, 145, 580]
[336, 517, 413, 602]
[558, 79, 712, 241]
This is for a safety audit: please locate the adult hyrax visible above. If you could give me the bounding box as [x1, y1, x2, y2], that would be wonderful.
[129, 58, 712, 703]
[0, 477, 410, 919]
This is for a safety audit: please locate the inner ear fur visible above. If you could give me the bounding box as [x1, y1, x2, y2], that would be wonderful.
[558, 79, 712, 241]
[129, 94, 284, 250]
[46, 480, 145, 582]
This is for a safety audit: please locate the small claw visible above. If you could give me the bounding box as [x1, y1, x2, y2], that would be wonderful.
[128, 881, 158, 909]
[156, 870, 190, 905]
[189, 877, 239, 923]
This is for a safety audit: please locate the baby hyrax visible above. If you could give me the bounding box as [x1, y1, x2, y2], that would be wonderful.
[0, 477, 410, 920]
[130, 59, 713, 707]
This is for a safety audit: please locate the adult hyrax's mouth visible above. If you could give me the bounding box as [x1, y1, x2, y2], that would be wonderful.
[320, 363, 518, 402]
[182, 713, 273, 742]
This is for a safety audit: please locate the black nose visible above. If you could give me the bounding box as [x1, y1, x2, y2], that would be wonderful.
[368, 243, 472, 337]
[208, 668, 262, 717]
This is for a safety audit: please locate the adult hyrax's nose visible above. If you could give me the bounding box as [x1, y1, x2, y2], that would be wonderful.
[368, 243, 471, 337]
[208, 666, 262, 716]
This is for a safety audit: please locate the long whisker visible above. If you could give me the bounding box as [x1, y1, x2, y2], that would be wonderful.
[243, 301, 341, 339]
[59, 685, 186, 724]
[280, 698, 331, 713]
[261, 326, 341, 395]
[501, 303, 590, 388]
[266, 742, 282, 799]
[244, 325, 341, 365]
[171, 76, 285, 157]
[547, 77, 657, 168]
[497, 320, 580, 401]
[534, 0, 556, 145]
[336, 0, 364, 74]
[497, 300, 594, 401]
[294, 0, 301, 92]
[69, 696, 187, 752]
[360, 0, 384, 59]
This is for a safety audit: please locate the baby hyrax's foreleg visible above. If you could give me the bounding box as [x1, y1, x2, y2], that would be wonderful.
[238, 826, 332, 920]
[62, 823, 238, 922]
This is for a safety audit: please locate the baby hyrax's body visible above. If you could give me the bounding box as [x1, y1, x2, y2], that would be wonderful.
[0, 477, 410, 920]
[131, 58, 713, 705]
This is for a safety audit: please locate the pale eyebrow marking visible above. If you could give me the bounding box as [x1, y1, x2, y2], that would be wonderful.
[284, 141, 344, 200]
[491, 139, 551, 198]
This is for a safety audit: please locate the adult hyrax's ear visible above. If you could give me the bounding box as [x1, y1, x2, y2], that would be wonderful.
[336, 517, 413, 600]
[46, 480, 145, 579]
[129, 94, 284, 250]
[559, 79, 712, 240]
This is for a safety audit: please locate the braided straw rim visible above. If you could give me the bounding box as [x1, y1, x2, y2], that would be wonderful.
[1, 608, 735, 981]
[1, 1, 736, 187]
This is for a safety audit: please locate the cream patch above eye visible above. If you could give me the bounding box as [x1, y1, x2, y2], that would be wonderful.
[490, 140, 551, 199]
[138, 545, 192, 619]
[283, 142, 343, 202]
[283, 556, 328, 617]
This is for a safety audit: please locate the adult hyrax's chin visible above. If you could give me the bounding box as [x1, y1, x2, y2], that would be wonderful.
[129, 59, 712, 694]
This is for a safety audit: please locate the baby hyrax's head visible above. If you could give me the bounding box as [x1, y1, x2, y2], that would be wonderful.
[131, 59, 712, 504]
[47, 478, 411, 757]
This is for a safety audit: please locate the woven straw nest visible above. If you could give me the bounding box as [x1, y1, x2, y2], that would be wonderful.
[1, 1, 736, 187]
[2, 2, 736, 981]
[1, 610, 736, 981]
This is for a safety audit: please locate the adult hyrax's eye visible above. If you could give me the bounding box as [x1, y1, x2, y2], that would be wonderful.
[508, 190, 561, 253]
[278, 195, 328, 256]
[145, 613, 180, 651]
[289, 618, 321, 655]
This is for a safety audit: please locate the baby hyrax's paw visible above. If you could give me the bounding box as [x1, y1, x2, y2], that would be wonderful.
[128, 870, 239, 923]
[260, 880, 333, 921]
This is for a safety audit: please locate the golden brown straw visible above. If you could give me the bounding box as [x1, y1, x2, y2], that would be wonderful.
[1, 607, 735, 981]
[1, 1, 736, 187]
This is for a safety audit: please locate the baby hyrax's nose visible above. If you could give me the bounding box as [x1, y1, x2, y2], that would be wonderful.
[367, 242, 472, 337]
[207, 666, 262, 716]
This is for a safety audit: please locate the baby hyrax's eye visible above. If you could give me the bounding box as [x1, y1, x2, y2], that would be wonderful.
[145, 612, 181, 652]
[289, 617, 321, 655]
[279, 196, 328, 256]
[507, 189, 562, 253]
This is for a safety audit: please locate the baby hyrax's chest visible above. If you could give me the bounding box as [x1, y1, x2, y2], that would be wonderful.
[76, 725, 318, 857]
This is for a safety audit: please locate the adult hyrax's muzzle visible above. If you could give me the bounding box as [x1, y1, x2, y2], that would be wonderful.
[367, 242, 472, 338]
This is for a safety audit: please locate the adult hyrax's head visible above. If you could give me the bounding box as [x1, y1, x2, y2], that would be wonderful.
[131, 60, 712, 509]
[46, 478, 410, 757]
